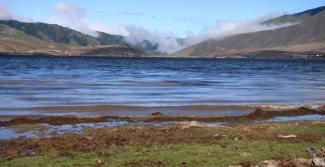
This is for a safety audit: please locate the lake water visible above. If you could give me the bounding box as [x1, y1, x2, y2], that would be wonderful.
[0, 55, 324, 117]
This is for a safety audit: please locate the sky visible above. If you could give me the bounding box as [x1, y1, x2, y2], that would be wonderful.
[2, 0, 325, 37]
[1, 0, 325, 53]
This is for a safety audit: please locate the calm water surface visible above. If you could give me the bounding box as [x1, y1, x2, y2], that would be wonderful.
[0, 55, 324, 117]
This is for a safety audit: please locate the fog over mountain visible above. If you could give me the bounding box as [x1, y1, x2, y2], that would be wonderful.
[0, 2, 297, 54]
[174, 6, 325, 58]
[0, 2, 324, 58]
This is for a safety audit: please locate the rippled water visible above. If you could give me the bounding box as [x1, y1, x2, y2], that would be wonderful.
[0, 55, 324, 117]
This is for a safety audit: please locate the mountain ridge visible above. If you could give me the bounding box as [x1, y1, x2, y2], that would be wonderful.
[1, 6, 325, 59]
[173, 6, 325, 59]
[0, 19, 160, 56]
[263, 6, 325, 24]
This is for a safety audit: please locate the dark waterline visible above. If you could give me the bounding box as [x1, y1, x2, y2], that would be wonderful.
[0, 55, 325, 117]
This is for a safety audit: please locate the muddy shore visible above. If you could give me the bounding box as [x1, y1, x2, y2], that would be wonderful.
[0, 107, 324, 127]
[0, 120, 324, 166]
[0, 107, 325, 166]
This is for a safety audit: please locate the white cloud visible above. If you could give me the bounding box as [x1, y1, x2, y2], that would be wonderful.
[45, 2, 97, 36]
[43, 4, 293, 53]
[46, 2, 184, 53]
[257, 11, 288, 22]
[47, 2, 184, 53]
[54, 2, 86, 19]
[90, 22, 129, 36]
[185, 12, 292, 45]
[124, 25, 183, 53]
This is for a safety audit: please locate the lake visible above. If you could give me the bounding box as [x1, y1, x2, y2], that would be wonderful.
[0, 55, 324, 118]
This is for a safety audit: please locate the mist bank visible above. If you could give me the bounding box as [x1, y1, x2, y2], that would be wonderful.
[173, 6, 325, 58]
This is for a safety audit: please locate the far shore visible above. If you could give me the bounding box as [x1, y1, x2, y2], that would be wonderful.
[1, 50, 325, 60]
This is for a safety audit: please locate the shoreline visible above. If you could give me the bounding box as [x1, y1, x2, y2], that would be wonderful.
[0, 106, 324, 126]
[1, 50, 325, 60]
[0, 120, 324, 166]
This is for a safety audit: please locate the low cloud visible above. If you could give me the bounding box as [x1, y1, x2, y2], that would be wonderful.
[122, 12, 292, 53]
[44, 5, 293, 53]
[91, 22, 129, 36]
[47, 2, 182, 53]
[257, 11, 288, 22]
[124, 26, 182, 53]
[54, 2, 86, 19]
[46, 1, 97, 36]
[185, 13, 292, 45]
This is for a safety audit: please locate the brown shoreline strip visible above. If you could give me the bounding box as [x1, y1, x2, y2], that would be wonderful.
[0, 107, 324, 126]
[0, 104, 256, 112]
[0, 120, 324, 159]
[0, 116, 132, 126]
[146, 107, 325, 122]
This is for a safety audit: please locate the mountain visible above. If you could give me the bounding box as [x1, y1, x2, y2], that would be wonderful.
[1, 6, 325, 58]
[0, 20, 100, 47]
[95, 31, 125, 45]
[263, 6, 325, 25]
[174, 6, 325, 59]
[0, 20, 156, 56]
[0, 22, 71, 55]
[95, 32, 159, 51]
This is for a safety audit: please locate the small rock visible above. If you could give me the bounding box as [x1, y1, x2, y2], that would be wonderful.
[315, 147, 325, 157]
[25, 146, 37, 156]
[278, 158, 310, 167]
[320, 147, 325, 157]
[156, 161, 165, 165]
[180, 161, 189, 167]
[0, 146, 6, 154]
[25, 149, 36, 156]
[257, 160, 279, 167]
[313, 157, 325, 167]
[293, 158, 312, 166]
[278, 134, 296, 139]
[179, 121, 201, 128]
[239, 161, 253, 167]
[151, 112, 162, 116]
[213, 134, 227, 138]
[96, 158, 103, 164]
[307, 148, 318, 158]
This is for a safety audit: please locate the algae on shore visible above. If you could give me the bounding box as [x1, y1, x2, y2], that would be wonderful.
[0, 120, 324, 166]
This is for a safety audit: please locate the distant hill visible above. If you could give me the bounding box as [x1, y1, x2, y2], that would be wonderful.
[1, 6, 325, 59]
[0, 20, 100, 47]
[96, 31, 125, 45]
[0, 20, 158, 56]
[174, 6, 325, 59]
